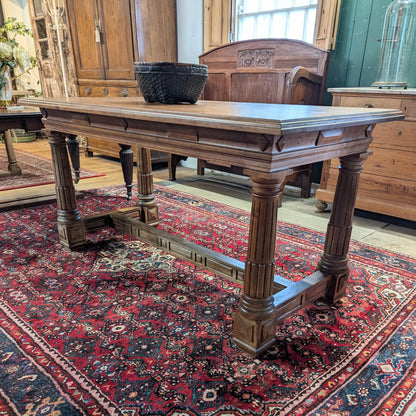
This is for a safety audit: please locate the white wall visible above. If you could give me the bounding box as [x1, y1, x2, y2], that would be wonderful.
[2, 0, 41, 92]
[176, 0, 204, 64]
[176, 0, 204, 169]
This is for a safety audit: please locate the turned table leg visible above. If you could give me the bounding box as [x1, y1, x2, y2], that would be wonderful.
[48, 132, 86, 249]
[136, 147, 159, 225]
[2, 130, 22, 176]
[233, 170, 291, 356]
[119, 144, 134, 200]
[66, 135, 80, 183]
[318, 151, 370, 303]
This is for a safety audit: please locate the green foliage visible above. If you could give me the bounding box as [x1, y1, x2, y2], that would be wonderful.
[0, 17, 33, 48]
[0, 17, 37, 79]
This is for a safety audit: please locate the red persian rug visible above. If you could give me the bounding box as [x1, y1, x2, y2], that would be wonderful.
[0, 184, 415, 416]
[0, 148, 104, 191]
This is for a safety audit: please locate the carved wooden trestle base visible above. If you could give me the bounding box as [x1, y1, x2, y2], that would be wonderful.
[19, 96, 403, 356]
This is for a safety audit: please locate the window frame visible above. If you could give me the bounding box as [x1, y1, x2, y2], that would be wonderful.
[203, 0, 341, 52]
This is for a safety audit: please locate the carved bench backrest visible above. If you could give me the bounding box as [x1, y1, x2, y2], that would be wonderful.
[199, 38, 330, 105]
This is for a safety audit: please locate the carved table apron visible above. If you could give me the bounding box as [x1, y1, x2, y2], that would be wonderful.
[20, 97, 403, 356]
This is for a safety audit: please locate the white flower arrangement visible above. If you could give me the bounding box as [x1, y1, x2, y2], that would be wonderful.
[0, 17, 36, 83]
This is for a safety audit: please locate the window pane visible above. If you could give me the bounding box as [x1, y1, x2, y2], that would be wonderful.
[295, 0, 314, 6]
[39, 40, 50, 59]
[286, 10, 305, 40]
[306, 9, 317, 42]
[256, 14, 271, 37]
[36, 18, 47, 39]
[238, 16, 256, 40]
[275, 0, 290, 8]
[33, 0, 44, 16]
[259, 0, 275, 11]
[243, 0, 260, 13]
[270, 12, 287, 37]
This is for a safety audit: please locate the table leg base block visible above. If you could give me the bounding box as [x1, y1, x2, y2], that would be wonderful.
[233, 294, 277, 356]
[142, 205, 159, 226]
[318, 254, 349, 304]
[323, 272, 349, 304]
[131, 204, 159, 226]
[57, 222, 86, 250]
[233, 314, 277, 357]
[119, 206, 159, 226]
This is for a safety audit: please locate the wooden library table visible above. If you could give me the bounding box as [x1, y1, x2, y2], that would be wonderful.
[0, 106, 42, 177]
[20, 96, 403, 356]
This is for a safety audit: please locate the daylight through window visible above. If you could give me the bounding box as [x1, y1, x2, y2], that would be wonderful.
[234, 0, 319, 43]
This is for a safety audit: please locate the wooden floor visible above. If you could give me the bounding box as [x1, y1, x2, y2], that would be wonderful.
[2, 138, 416, 258]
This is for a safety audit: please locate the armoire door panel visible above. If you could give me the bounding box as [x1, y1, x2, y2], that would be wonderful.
[67, 0, 104, 79]
[99, 0, 135, 80]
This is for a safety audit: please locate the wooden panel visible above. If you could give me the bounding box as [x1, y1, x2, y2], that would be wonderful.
[203, 73, 229, 100]
[99, 0, 135, 80]
[372, 121, 415, 151]
[199, 39, 329, 78]
[78, 84, 140, 98]
[338, 95, 401, 110]
[325, 167, 416, 210]
[314, 0, 341, 50]
[203, 0, 230, 52]
[134, 0, 178, 62]
[359, 1, 389, 87]
[230, 73, 282, 103]
[327, 148, 416, 182]
[66, 0, 104, 79]
[402, 99, 416, 120]
[337, 93, 416, 121]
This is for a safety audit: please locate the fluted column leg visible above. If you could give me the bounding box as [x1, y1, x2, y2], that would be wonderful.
[48, 131, 86, 249]
[318, 151, 370, 303]
[136, 147, 159, 225]
[233, 170, 291, 356]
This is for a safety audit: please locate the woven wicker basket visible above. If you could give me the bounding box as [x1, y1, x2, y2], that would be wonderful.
[134, 62, 208, 104]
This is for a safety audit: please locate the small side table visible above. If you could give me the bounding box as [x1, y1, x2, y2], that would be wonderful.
[0, 106, 43, 178]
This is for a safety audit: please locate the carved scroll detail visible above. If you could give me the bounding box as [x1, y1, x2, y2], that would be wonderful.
[237, 49, 274, 68]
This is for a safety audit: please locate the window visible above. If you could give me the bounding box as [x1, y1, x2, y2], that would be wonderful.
[203, 0, 341, 52]
[31, 0, 50, 59]
[234, 0, 318, 43]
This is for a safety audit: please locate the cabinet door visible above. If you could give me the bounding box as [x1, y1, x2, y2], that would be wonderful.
[203, 0, 231, 52]
[67, 0, 104, 79]
[98, 0, 135, 80]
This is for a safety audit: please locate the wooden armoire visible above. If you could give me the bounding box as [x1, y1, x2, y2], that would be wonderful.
[29, 0, 177, 162]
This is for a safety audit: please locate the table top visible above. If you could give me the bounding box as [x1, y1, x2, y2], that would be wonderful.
[20, 96, 404, 135]
[19, 96, 405, 173]
[0, 105, 41, 117]
[0, 106, 42, 133]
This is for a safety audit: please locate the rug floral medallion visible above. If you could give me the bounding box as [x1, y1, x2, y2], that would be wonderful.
[0, 184, 415, 416]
